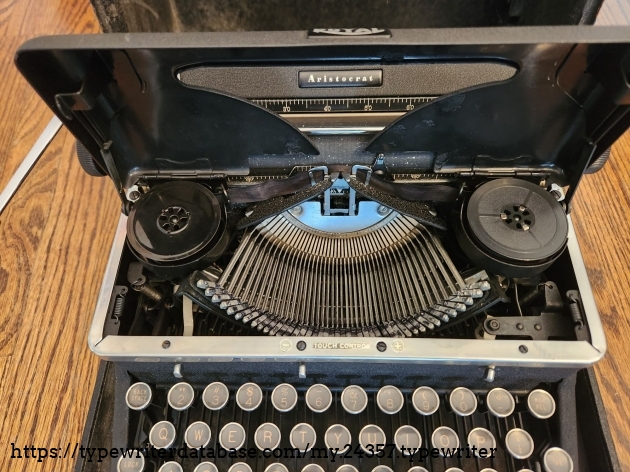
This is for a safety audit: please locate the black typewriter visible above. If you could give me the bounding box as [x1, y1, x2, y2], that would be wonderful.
[15, 26, 630, 472]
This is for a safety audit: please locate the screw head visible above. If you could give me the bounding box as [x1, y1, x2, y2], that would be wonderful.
[129, 190, 141, 200]
[377, 205, 390, 216]
[488, 319, 501, 331]
[519, 345, 528, 354]
[296, 340, 306, 351]
[289, 205, 303, 216]
[162, 340, 171, 349]
[534, 324, 542, 331]
[516, 323, 524, 330]
[376, 341, 387, 352]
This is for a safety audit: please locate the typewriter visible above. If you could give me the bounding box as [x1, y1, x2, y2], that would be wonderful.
[15, 27, 630, 472]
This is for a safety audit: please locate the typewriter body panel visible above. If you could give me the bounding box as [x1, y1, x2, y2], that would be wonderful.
[16, 27, 630, 472]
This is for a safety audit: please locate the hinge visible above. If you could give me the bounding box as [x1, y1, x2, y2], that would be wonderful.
[54, 54, 112, 120]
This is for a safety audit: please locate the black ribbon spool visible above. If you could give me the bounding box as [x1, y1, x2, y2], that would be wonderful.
[456, 178, 568, 278]
[127, 181, 228, 278]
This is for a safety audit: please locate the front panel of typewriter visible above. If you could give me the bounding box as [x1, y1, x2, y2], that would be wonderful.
[16, 29, 630, 472]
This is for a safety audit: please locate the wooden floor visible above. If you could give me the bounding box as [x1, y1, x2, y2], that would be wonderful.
[0, 1, 629, 470]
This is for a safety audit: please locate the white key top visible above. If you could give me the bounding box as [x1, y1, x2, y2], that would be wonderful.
[228, 463, 252, 472]
[376, 385, 404, 414]
[467, 427, 496, 457]
[117, 452, 145, 472]
[149, 421, 176, 449]
[341, 385, 368, 414]
[168, 382, 195, 411]
[301, 465, 324, 472]
[290, 423, 316, 452]
[543, 447, 574, 472]
[486, 387, 515, 417]
[305, 384, 332, 413]
[431, 426, 460, 455]
[219, 422, 246, 449]
[185, 421, 211, 448]
[449, 387, 477, 416]
[324, 424, 351, 453]
[336, 466, 359, 472]
[254, 423, 281, 450]
[194, 463, 218, 472]
[394, 425, 422, 455]
[203, 382, 229, 410]
[158, 462, 183, 472]
[412, 386, 439, 415]
[505, 428, 535, 459]
[126, 382, 152, 410]
[271, 383, 298, 412]
[359, 424, 386, 454]
[265, 465, 289, 472]
[528, 389, 556, 419]
[236, 382, 263, 411]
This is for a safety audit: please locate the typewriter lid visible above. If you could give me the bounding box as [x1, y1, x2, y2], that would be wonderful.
[14, 27, 630, 197]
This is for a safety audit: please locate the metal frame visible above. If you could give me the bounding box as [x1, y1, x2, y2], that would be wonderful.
[88, 213, 606, 368]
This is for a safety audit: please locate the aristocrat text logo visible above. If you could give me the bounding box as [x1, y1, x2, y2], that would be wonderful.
[298, 70, 382, 88]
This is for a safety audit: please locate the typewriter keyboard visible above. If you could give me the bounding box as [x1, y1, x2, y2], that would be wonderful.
[119, 381, 572, 472]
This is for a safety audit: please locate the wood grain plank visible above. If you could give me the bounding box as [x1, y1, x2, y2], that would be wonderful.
[572, 132, 630, 470]
[0, 128, 119, 471]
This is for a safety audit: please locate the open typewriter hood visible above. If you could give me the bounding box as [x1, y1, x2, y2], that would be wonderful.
[14, 27, 630, 197]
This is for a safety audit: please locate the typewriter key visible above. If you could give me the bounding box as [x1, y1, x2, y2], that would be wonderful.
[359, 425, 386, 454]
[467, 427, 496, 456]
[543, 447, 574, 472]
[185, 421, 211, 448]
[126, 382, 152, 410]
[505, 428, 535, 459]
[149, 421, 176, 449]
[228, 463, 252, 472]
[517, 470, 534, 472]
[431, 426, 460, 454]
[376, 385, 404, 414]
[168, 382, 195, 411]
[271, 383, 298, 412]
[341, 385, 368, 414]
[255, 423, 281, 450]
[158, 462, 183, 472]
[236, 382, 263, 411]
[445, 469, 464, 472]
[194, 463, 219, 472]
[412, 386, 440, 415]
[480, 469, 498, 472]
[486, 388, 515, 417]
[290, 423, 316, 452]
[407, 468, 429, 472]
[117, 452, 144, 472]
[301, 465, 324, 472]
[203, 382, 229, 411]
[336, 466, 359, 472]
[305, 384, 332, 413]
[324, 424, 351, 453]
[449, 387, 477, 416]
[394, 425, 422, 454]
[371, 467, 393, 472]
[219, 422, 246, 450]
[527, 389, 556, 419]
[265, 465, 289, 472]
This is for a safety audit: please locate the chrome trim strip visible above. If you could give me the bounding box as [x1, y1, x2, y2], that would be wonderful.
[0, 116, 62, 215]
[88, 213, 605, 368]
[88, 213, 128, 350]
[566, 214, 606, 354]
